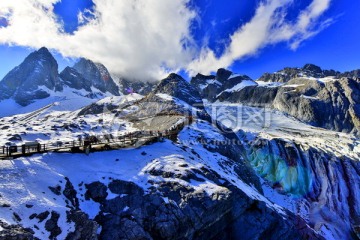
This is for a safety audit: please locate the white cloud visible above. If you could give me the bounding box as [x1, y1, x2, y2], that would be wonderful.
[0, 0, 332, 80]
[0, 0, 196, 80]
[187, 0, 333, 75]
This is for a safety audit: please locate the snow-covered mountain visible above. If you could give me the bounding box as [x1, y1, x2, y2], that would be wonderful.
[72, 58, 120, 96]
[0, 74, 325, 239]
[208, 103, 360, 239]
[193, 66, 360, 134]
[1, 58, 360, 239]
[0, 47, 63, 107]
[0, 48, 155, 118]
[190, 68, 252, 102]
[257, 64, 341, 83]
[188, 65, 360, 239]
[257, 63, 359, 84]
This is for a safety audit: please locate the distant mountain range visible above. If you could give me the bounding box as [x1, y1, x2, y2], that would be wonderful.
[191, 65, 360, 134]
[1, 50, 360, 239]
[1, 47, 360, 135]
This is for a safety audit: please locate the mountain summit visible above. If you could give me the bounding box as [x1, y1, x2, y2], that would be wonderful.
[73, 58, 120, 96]
[191, 68, 252, 101]
[0, 47, 62, 106]
[258, 63, 360, 83]
[0, 48, 122, 109]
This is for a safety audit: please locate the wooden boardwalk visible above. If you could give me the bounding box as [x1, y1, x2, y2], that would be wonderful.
[0, 125, 184, 160]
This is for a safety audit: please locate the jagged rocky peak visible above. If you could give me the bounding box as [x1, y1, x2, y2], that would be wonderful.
[216, 68, 233, 82]
[340, 69, 360, 80]
[191, 68, 253, 101]
[302, 63, 322, 73]
[59, 66, 92, 92]
[258, 64, 341, 83]
[215, 74, 360, 134]
[73, 58, 120, 96]
[0, 46, 62, 106]
[216, 68, 252, 82]
[189, 73, 215, 88]
[149, 73, 204, 107]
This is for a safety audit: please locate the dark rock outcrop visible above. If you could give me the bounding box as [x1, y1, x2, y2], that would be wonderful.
[108, 179, 144, 195]
[36, 211, 50, 223]
[217, 85, 278, 106]
[148, 73, 204, 107]
[271, 78, 360, 133]
[208, 72, 360, 134]
[0, 220, 36, 240]
[191, 68, 252, 101]
[45, 211, 61, 239]
[85, 181, 108, 203]
[48, 185, 62, 196]
[65, 210, 98, 240]
[93, 175, 322, 240]
[59, 67, 92, 92]
[340, 69, 360, 80]
[63, 177, 79, 209]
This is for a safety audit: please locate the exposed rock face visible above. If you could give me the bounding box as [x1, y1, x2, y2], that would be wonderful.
[94, 177, 322, 240]
[108, 179, 144, 195]
[209, 72, 360, 134]
[73, 58, 120, 96]
[189, 73, 215, 89]
[36, 211, 50, 223]
[258, 64, 341, 83]
[85, 181, 108, 203]
[0, 47, 123, 108]
[242, 135, 360, 240]
[63, 177, 79, 209]
[148, 73, 204, 107]
[272, 77, 360, 133]
[0, 220, 36, 240]
[45, 211, 61, 239]
[0, 47, 62, 106]
[191, 68, 252, 101]
[340, 69, 360, 79]
[59, 67, 92, 92]
[65, 210, 99, 240]
[217, 85, 278, 106]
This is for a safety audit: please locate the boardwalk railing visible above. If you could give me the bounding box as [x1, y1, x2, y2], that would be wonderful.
[0, 118, 189, 160]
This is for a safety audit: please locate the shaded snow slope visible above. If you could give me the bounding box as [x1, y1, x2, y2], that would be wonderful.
[0, 86, 112, 118]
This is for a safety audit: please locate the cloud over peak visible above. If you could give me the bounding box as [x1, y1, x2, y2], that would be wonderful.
[187, 0, 333, 75]
[0, 0, 333, 80]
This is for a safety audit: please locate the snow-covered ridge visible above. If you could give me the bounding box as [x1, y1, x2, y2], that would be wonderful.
[224, 80, 257, 92]
[256, 81, 283, 88]
[96, 93, 143, 105]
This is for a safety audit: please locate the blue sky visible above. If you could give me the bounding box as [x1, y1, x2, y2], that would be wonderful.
[0, 0, 359, 80]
